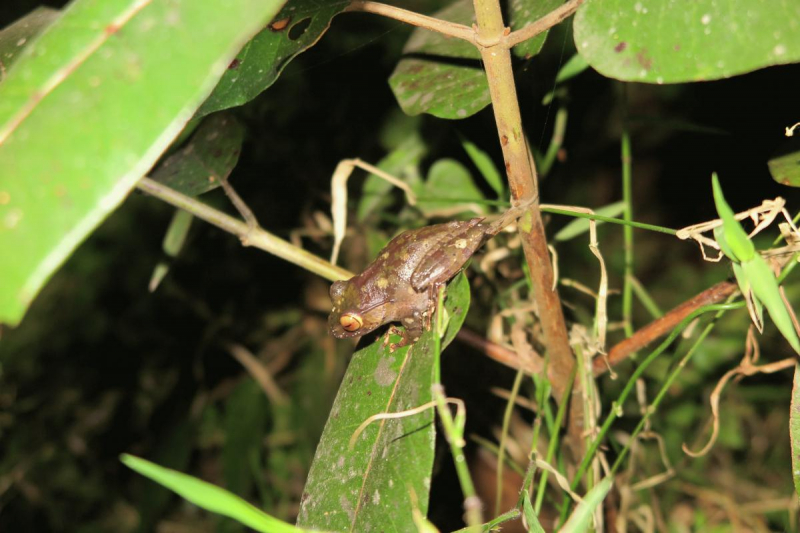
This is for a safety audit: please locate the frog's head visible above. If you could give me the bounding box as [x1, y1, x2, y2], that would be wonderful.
[328, 279, 390, 339]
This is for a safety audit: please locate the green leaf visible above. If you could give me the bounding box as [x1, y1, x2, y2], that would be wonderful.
[768, 137, 800, 187]
[790, 364, 800, 499]
[151, 113, 245, 196]
[389, 0, 485, 120]
[418, 159, 485, 216]
[148, 209, 194, 292]
[0, 0, 286, 326]
[554, 201, 626, 241]
[0, 7, 60, 83]
[121, 454, 313, 533]
[162, 210, 194, 258]
[711, 174, 755, 262]
[574, 0, 800, 84]
[358, 134, 427, 222]
[555, 53, 590, 84]
[509, 0, 562, 59]
[521, 490, 546, 533]
[389, 0, 559, 119]
[296, 276, 470, 531]
[198, 0, 350, 116]
[441, 272, 470, 349]
[560, 477, 613, 533]
[223, 379, 269, 496]
[740, 254, 800, 354]
[460, 137, 504, 198]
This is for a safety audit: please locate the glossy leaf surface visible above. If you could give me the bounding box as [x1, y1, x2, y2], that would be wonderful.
[0, 0, 284, 326]
[574, 0, 800, 84]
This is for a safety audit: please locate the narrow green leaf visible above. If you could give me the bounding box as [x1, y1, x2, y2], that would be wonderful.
[0, 7, 60, 82]
[574, 0, 800, 84]
[522, 490, 546, 533]
[198, 0, 350, 116]
[418, 159, 485, 216]
[554, 201, 626, 241]
[121, 454, 313, 533]
[151, 113, 245, 196]
[460, 137, 504, 198]
[790, 364, 800, 498]
[560, 477, 613, 533]
[148, 209, 194, 292]
[555, 53, 590, 84]
[741, 255, 800, 354]
[441, 272, 470, 349]
[711, 174, 755, 262]
[297, 276, 470, 531]
[162, 210, 194, 258]
[0, 0, 286, 326]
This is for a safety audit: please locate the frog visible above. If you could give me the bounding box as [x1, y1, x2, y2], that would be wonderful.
[328, 205, 527, 351]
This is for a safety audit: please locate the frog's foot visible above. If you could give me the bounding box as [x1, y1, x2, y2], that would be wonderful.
[382, 325, 404, 349]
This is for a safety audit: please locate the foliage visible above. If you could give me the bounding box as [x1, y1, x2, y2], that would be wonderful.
[1, 0, 800, 531]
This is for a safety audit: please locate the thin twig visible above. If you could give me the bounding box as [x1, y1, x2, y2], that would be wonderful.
[137, 177, 352, 282]
[345, 0, 475, 43]
[505, 0, 585, 49]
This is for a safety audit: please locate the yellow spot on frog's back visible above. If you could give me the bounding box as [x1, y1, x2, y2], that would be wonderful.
[407, 287, 415, 295]
[400, 251, 410, 261]
[454, 238, 467, 249]
[381, 252, 389, 260]
[376, 277, 389, 289]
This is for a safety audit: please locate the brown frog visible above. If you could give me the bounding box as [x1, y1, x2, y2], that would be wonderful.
[328, 207, 525, 351]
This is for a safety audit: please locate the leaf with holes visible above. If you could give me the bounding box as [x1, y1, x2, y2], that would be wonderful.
[0, 7, 60, 83]
[574, 0, 800, 84]
[151, 113, 245, 196]
[198, 0, 350, 116]
[296, 273, 470, 531]
[389, 0, 558, 119]
[0, 0, 286, 326]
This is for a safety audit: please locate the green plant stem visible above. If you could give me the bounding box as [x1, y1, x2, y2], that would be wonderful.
[472, 0, 575, 408]
[568, 302, 744, 491]
[610, 304, 731, 474]
[433, 286, 482, 530]
[137, 177, 352, 282]
[543, 205, 676, 234]
[534, 366, 574, 514]
[621, 87, 634, 338]
[496, 369, 525, 517]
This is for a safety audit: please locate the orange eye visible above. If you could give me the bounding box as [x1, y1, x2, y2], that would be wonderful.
[340, 313, 363, 332]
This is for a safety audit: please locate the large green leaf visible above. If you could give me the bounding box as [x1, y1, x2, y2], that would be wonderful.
[296, 273, 470, 531]
[574, 0, 800, 84]
[0, 0, 285, 326]
[197, 0, 350, 116]
[0, 7, 60, 82]
[389, 0, 558, 119]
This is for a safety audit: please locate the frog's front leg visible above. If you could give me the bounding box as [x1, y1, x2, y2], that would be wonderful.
[382, 311, 425, 352]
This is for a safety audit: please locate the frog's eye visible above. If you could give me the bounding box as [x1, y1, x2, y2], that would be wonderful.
[339, 313, 363, 332]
